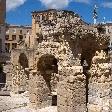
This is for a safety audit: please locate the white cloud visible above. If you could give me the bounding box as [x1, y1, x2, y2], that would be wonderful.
[102, 2, 112, 8]
[39, 0, 90, 9]
[6, 0, 91, 12]
[6, 0, 26, 11]
[74, 0, 90, 4]
[39, 0, 70, 9]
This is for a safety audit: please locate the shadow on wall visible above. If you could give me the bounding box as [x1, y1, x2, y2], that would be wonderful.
[37, 54, 58, 91]
[18, 53, 29, 79]
[37, 54, 58, 106]
[18, 53, 29, 69]
[0, 64, 6, 90]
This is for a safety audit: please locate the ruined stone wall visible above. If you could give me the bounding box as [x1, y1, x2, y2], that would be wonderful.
[57, 67, 87, 112]
[10, 9, 110, 111]
[11, 49, 34, 93]
[28, 10, 87, 108]
[3, 61, 13, 91]
[28, 40, 84, 109]
[88, 50, 112, 112]
[29, 71, 52, 109]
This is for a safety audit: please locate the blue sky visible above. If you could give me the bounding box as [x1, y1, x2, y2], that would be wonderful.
[6, 0, 112, 25]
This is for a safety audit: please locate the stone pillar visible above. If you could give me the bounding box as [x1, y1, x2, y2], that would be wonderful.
[57, 67, 86, 112]
[88, 50, 112, 112]
[29, 70, 52, 109]
[11, 65, 20, 94]
[11, 66, 29, 94]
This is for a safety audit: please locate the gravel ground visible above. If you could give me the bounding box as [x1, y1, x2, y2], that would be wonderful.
[6, 106, 57, 112]
[0, 93, 57, 112]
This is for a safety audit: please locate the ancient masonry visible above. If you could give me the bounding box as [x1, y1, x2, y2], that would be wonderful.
[5, 9, 112, 112]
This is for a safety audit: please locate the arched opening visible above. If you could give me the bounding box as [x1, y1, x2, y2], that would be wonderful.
[80, 34, 97, 109]
[18, 53, 29, 79]
[18, 53, 29, 69]
[37, 54, 58, 106]
[18, 53, 29, 93]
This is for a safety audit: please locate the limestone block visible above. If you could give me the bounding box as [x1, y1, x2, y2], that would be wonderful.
[57, 74, 86, 112]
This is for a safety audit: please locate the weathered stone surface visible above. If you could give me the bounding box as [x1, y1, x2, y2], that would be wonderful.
[88, 50, 112, 112]
[6, 9, 111, 112]
[57, 73, 86, 112]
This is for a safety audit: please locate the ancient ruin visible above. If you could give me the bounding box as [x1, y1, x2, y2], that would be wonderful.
[3, 9, 112, 112]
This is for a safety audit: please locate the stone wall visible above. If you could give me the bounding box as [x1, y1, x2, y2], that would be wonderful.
[57, 67, 86, 112]
[11, 49, 34, 93]
[29, 71, 52, 109]
[88, 50, 112, 112]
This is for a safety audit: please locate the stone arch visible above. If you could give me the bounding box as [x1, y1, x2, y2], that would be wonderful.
[29, 54, 58, 108]
[80, 34, 97, 69]
[37, 54, 58, 74]
[11, 53, 29, 93]
[37, 54, 58, 93]
[79, 34, 99, 107]
[79, 33, 110, 110]
[18, 53, 29, 69]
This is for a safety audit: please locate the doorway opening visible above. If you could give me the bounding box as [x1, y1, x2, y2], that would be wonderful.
[37, 54, 58, 106]
[52, 95, 57, 106]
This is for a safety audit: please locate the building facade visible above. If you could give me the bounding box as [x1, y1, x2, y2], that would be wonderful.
[104, 23, 112, 46]
[5, 24, 32, 53]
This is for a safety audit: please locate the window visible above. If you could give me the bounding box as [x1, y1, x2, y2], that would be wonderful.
[13, 29, 16, 33]
[12, 43, 17, 49]
[5, 43, 10, 53]
[108, 29, 111, 34]
[36, 16, 40, 22]
[6, 29, 9, 34]
[19, 35, 23, 40]
[20, 30, 22, 34]
[12, 35, 16, 40]
[5, 35, 9, 40]
[42, 14, 45, 20]
[27, 30, 29, 34]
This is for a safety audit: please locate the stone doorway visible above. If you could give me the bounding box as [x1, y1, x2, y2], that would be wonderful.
[37, 54, 58, 106]
[37, 54, 58, 91]
[52, 95, 57, 106]
[81, 48, 96, 110]
[15, 53, 29, 93]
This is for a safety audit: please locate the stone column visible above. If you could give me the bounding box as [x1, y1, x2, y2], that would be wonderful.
[57, 67, 87, 112]
[11, 65, 20, 94]
[88, 50, 112, 112]
[29, 70, 52, 109]
[11, 66, 29, 94]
